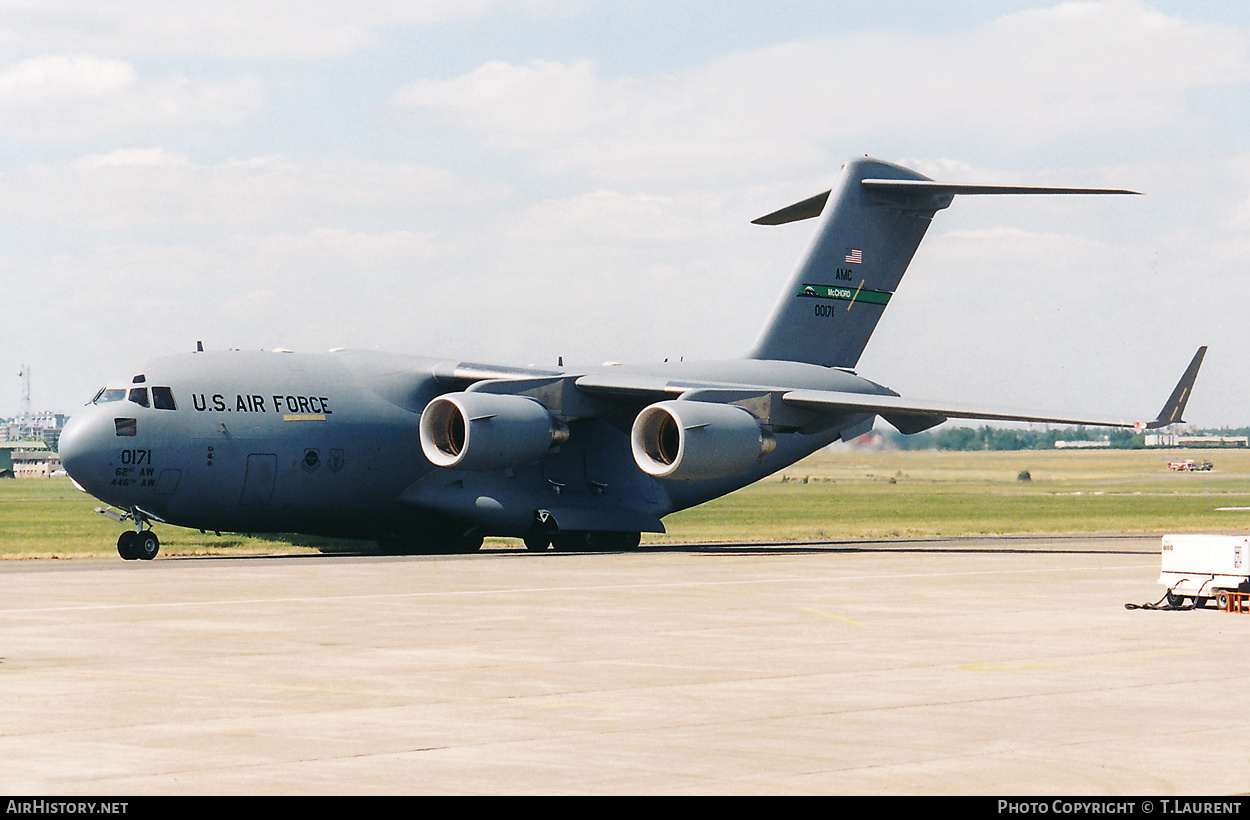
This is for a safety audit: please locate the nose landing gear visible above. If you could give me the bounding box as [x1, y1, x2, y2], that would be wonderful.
[116, 529, 159, 560]
[97, 506, 162, 560]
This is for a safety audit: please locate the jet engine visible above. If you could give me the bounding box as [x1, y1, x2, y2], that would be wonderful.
[631, 400, 776, 481]
[420, 392, 568, 470]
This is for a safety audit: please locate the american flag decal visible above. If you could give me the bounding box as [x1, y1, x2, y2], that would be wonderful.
[844, 247, 863, 264]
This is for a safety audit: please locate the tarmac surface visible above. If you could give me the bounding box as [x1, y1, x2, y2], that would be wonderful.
[3, 534, 1248, 795]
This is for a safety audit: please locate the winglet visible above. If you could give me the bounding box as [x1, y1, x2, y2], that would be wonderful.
[1145, 346, 1207, 429]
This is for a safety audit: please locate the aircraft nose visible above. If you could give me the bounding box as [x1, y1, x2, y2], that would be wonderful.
[59, 412, 113, 489]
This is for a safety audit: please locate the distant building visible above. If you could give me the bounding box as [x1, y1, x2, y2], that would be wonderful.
[1144, 434, 1248, 448]
[1, 412, 68, 450]
[11, 448, 62, 478]
[0, 441, 58, 478]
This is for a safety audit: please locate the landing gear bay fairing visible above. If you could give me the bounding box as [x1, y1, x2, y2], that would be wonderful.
[59, 157, 1206, 558]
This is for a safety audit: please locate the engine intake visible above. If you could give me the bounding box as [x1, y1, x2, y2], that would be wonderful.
[420, 392, 567, 470]
[631, 400, 776, 481]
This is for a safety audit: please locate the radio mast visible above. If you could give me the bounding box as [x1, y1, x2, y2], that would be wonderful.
[17, 364, 31, 435]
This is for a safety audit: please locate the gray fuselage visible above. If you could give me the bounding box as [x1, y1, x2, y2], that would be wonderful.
[58, 348, 885, 543]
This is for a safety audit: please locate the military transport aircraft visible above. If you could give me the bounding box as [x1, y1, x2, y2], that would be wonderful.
[58, 156, 1206, 559]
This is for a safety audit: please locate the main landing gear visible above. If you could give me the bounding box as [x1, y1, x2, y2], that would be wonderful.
[524, 530, 642, 552]
[522, 510, 642, 552]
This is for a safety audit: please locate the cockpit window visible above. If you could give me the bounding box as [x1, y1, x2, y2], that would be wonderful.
[152, 386, 177, 410]
[92, 388, 126, 405]
[92, 385, 174, 409]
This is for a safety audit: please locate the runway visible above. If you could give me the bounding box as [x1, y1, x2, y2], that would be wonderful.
[3, 535, 1248, 795]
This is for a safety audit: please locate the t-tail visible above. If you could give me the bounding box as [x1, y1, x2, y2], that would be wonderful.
[747, 156, 1139, 369]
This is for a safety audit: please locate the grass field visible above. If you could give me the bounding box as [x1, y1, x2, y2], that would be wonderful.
[3, 447, 1248, 558]
[654, 447, 1250, 543]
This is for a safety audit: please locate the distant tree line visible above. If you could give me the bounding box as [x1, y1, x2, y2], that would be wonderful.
[885, 426, 1250, 451]
[885, 426, 1142, 451]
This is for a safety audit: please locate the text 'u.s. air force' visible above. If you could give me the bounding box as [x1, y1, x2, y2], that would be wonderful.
[191, 393, 332, 415]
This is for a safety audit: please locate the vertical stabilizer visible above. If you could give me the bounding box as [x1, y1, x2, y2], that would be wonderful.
[747, 157, 941, 369]
[747, 156, 1139, 369]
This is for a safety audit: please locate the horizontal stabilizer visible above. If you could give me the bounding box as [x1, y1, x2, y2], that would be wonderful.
[861, 179, 1142, 198]
[752, 178, 1140, 225]
[752, 191, 831, 225]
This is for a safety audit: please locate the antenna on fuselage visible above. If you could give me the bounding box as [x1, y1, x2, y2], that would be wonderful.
[196, 341, 203, 353]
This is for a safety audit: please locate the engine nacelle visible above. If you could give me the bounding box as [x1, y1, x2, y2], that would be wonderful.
[420, 392, 568, 471]
[631, 400, 776, 481]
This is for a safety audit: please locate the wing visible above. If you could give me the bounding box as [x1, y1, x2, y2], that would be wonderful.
[410, 348, 1204, 499]
[575, 346, 1207, 434]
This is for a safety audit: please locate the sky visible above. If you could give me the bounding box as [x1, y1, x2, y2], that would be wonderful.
[2, 0, 1248, 429]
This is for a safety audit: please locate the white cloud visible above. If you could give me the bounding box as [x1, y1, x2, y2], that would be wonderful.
[395, 1, 1250, 181]
[258, 228, 440, 270]
[502, 189, 713, 246]
[4, 2, 1249, 427]
[0, 54, 263, 140]
[72, 146, 195, 169]
[0, 152, 510, 231]
[0, 0, 584, 60]
[396, 60, 608, 136]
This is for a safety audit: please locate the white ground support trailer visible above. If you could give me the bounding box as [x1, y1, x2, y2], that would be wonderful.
[1159, 534, 1250, 608]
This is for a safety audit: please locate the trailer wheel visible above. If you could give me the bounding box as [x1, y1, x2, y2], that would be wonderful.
[1193, 596, 1209, 609]
[1217, 591, 1229, 611]
[1166, 590, 1185, 608]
